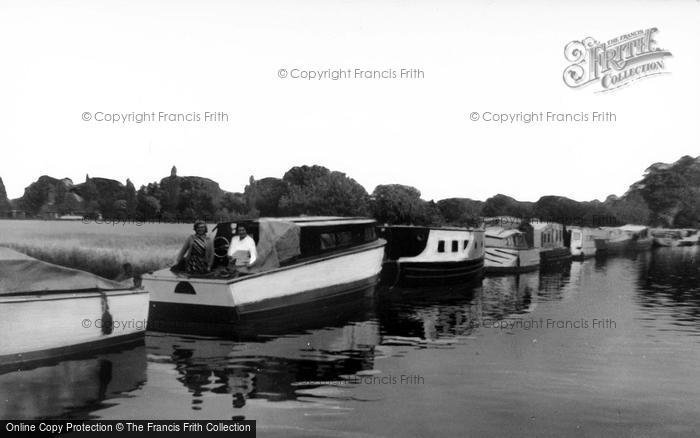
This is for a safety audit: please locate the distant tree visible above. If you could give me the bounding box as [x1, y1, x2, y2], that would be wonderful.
[80, 178, 99, 203]
[136, 186, 161, 219]
[19, 176, 61, 216]
[280, 169, 369, 216]
[220, 192, 247, 215]
[282, 165, 331, 187]
[424, 200, 445, 226]
[437, 198, 483, 227]
[371, 184, 435, 225]
[604, 192, 651, 225]
[482, 194, 533, 218]
[113, 199, 128, 218]
[243, 177, 288, 216]
[125, 179, 137, 217]
[0, 177, 12, 214]
[160, 173, 181, 216]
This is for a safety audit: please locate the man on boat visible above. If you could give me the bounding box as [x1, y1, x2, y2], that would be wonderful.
[227, 224, 258, 268]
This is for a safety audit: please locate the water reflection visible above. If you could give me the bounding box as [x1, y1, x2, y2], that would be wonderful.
[145, 288, 381, 411]
[0, 342, 146, 419]
[377, 273, 540, 342]
[5, 247, 700, 427]
[538, 264, 572, 301]
[637, 247, 700, 331]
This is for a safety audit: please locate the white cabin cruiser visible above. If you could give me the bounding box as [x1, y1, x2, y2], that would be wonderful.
[143, 217, 386, 324]
[0, 248, 148, 367]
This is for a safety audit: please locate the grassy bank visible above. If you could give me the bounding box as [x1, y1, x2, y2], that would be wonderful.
[0, 220, 195, 279]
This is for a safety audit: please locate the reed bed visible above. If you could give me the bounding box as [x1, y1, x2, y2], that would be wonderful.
[0, 220, 195, 279]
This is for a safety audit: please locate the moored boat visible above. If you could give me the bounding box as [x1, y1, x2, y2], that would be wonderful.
[484, 227, 540, 274]
[678, 229, 700, 246]
[524, 221, 572, 265]
[569, 226, 607, 259]
[599, 225, 653, 254]
[0, 248, 148, 367]
[143, 217, 386, 324]
[599, 227, 632, 253]
[651, 229, 682, 247]
[377, 225, 484, 287]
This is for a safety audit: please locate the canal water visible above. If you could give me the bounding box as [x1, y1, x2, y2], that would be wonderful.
[2, 247, 700, 437]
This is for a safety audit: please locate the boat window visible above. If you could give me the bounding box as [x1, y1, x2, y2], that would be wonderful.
[437, 240, 445, 253]
[463, 240, 469, 249]
[320, 233, 336, 250]
[336, 231, 353, 247]
[365, 226, 376, 242]
[452, 240, 459, 252]
[174, 281, 196, 295]
[573, 231, 581, 240]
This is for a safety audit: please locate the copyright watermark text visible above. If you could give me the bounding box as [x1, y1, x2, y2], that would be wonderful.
[82, 111, 229, 124]
[277, 67, 424, 80]
[469, 111, 616, 124]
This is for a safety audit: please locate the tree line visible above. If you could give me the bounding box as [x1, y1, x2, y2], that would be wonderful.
[3, 156, 700, 228]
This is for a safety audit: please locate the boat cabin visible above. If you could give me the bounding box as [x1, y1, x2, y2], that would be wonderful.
[377, 225, 484, 262]
[617, 224, 650, 240]
[212, 217, 379, 269]
[484, 227, 530, 249]
[525, 222, 566, 250]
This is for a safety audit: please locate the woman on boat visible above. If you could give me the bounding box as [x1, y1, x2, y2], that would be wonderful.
[176, 220, 214, 274]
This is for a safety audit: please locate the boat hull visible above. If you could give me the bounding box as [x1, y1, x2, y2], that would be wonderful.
[654, 237, 680, 247]
[571, 248, 596, 260]
[540, 247, 572, 265]
[632, 238, 654, 251]
[143, 241, 386, 323]
[485, 247, 540, 274]
[381, 257, 484, 287]
[0, 289, 149, 366]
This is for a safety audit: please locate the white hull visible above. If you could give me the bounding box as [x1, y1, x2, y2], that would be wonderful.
[571, 247, 596, 257]
[143, 242, 385, 318]
[0, 289, 149, 364]
[654, 237, 680, 247]
[485, 247, 540, 272]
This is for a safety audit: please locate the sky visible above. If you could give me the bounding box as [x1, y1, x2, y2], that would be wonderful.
[0, 0, 698, 202]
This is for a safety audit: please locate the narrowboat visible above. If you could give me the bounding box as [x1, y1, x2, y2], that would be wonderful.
[376, 225, 484, 287]
[621, 225, 654, 250]
[602, 225, 653, 253]
[484, 227, 540, 273]
[143, 217, 386, 323]
[651, 229, 682, 247]
[569, 226, 607, 259]
[678, 229, 700, 246]
[0, 248, 148, 367]
[523, 221, 572, 264]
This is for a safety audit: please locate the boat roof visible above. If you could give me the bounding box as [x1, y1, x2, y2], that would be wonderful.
[220, 216, 376, 227]
[379, 225, 482, 232]
[618, 224, 649, 232]
[485, 227, 523, 238]
[529, 221, 563, 230]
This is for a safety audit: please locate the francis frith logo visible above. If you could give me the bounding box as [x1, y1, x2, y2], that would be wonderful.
[563, 28, 672, 92]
